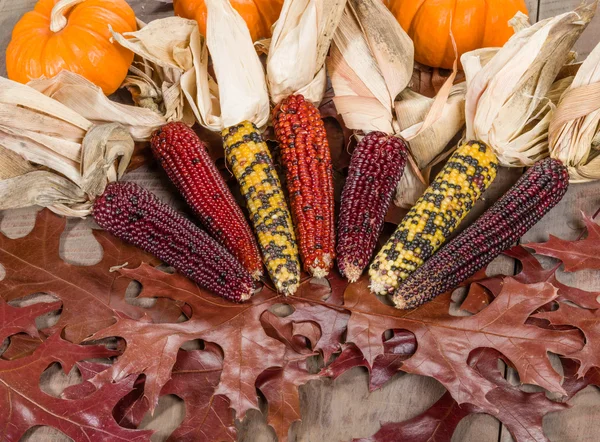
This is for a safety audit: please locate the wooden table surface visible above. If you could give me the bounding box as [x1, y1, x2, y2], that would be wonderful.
[1, 0, 600, 441]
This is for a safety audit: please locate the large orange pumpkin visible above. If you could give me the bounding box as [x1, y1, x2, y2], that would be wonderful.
[387, 0, 528, 69]
[6, 0, 137, 95]
[173, 0, 284, 42]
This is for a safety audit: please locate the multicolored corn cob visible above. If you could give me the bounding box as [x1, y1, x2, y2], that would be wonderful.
[337, 132, 408, 282]
[151, 122, 263, 279]
[92, 182, 255, 303]
[222, 121, 301, 295]
[394, 158, 569, 309]
[272, 94, 336, 278]
[369, 141, 499, 295]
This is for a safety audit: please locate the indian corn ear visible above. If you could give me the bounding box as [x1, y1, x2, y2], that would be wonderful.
[337, 132, 408, 283]
[272, 94, 336, 278]
[394, 158, 569, 309]
[222, 121, 301, 295]
[151, 122, 263, 279]
[369, 141, 499, 295]
[93, 181, 255, 303]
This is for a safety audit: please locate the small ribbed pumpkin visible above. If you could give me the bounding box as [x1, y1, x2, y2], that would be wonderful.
[6, 0, 137, 95]
[387, 0, 528, 69]
[173, 0, 284, 42]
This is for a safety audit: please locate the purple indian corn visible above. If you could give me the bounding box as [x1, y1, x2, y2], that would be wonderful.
[93, 181, 255, 303]
[151, 122, 263, 279]
[393, 158, 569, 310]
[337, 132, 408, 282]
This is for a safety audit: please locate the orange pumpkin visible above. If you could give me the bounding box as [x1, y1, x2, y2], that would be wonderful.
[173, 0, 284, 42]
[6, 0, 137, 95]
[387, 0, 528, 69]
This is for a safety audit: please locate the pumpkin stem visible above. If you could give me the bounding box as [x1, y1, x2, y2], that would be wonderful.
[50, 0, 87, 33]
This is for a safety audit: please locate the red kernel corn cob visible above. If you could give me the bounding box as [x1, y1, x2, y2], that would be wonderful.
[394, 158, 569, 309]
[337, 132, 408, 282]
[272, 94, 336, 278]
[151, 122, 263, 279]
[93, 181, 255, 303]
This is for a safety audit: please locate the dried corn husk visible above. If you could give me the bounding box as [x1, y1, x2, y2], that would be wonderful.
[28, 71, 166, 141]
[463, 4, 596, 167]
[549, 40, 600, 182]
[0, 77, 133, 217]
[113, 2, 269, 131]
[330, 0, 470, 207]
[267, 0, 346, 105]
[111, 17, 199, 126]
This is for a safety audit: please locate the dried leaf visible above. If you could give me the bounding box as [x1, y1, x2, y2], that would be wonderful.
[0, 210, 178, 344]
[0, 333, 151, 441]
[343, 278, 582, 409]
[0, 298, 60, 344]
[525, 212, 600, 272]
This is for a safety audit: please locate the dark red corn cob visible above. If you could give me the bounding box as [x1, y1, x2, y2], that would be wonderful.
[93, 181, 255, 303]
[337, 132, 408, 282]
[272, 94, 336, 278]
[393, 158, 569, 310]
[151, 122, 263, 279]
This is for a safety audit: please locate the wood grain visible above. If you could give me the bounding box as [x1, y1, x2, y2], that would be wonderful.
[1, 0, 599, 441]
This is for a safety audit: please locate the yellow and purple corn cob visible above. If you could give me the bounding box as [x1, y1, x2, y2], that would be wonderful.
[394, 158, 569, 309]
[337, 132, 408, 282]
[272, 94, 336, 278]
[151, 122, 263, 279]
[222, 121, 301, 295]
[369, 141, 499, 295]
[92, 181, 255, 303]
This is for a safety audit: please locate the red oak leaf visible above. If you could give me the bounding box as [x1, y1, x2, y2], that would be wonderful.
[343, 278, 583, 411]
[0, 297, 61, 343]
[0, 210, 179, 343]
[534, 303, 600, 376]
[354, 349, 569, 442]
[0, 333, 151, 441]
[525, 213, 600, 272]
[256, 357, 320, 442]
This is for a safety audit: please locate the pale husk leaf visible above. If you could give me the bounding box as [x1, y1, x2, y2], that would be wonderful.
[268, 0, 346, 105]
[28, 71, 166, 141]
[397, 83, 467, 169]
[205, 0, 270, 129]
[111, 18, 198, 125]
[549, 40, 600, 182]
[0, 77, 134, 217]
[463, 4, 596, 167]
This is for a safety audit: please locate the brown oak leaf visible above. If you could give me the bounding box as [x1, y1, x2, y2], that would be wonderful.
[0, 332, 151, 441]
[525, 213, 600, 272]
[86, 263, 339, 431]
[256, 357, 320, 441]
[0, 297, 61, 343]
[0, 210, 180, 343]
[535, 304, 600, 376]
[354, 349, 569, 442]
[343, 278, 583, 411]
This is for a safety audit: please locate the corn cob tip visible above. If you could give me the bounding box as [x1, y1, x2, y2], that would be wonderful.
[340, 260, 363, 284]
[392, 294, 409, 310]
[309, 254, 333, 278]
[369, 279, 392, 296]
[251, 269, 264, 281]
[280, 282, 299, 297]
